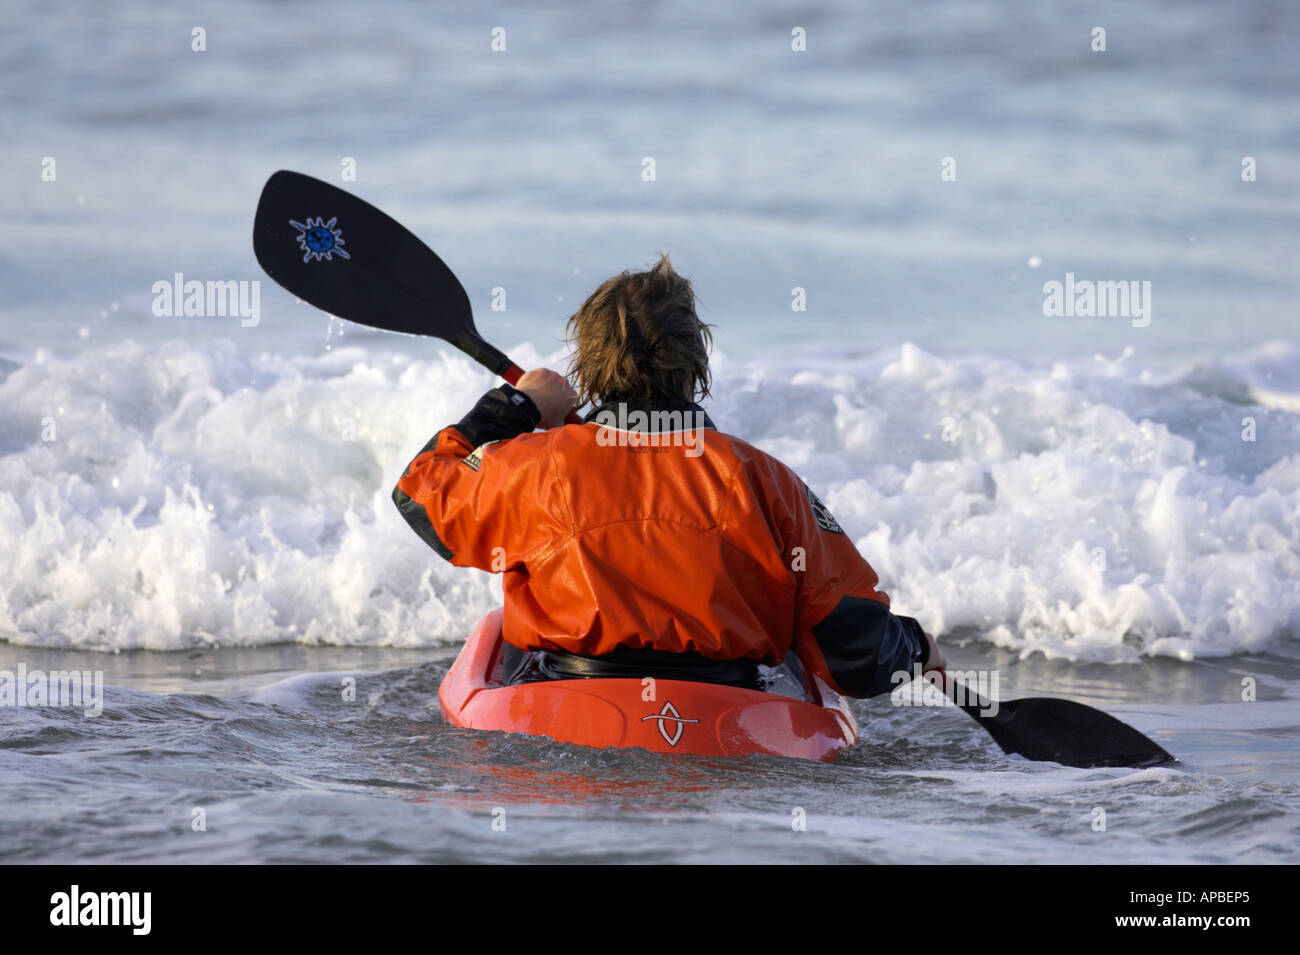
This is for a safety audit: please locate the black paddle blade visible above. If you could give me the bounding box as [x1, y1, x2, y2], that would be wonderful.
[252, 170, 509, 374]
[962, 695, 1175, 768]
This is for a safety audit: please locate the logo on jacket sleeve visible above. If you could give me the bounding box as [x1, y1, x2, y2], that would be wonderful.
[805, 485, 844, 534]
[462, 440, 501, 472]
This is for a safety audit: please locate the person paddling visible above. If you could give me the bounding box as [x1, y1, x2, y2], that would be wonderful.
[393, 254, 945, 697]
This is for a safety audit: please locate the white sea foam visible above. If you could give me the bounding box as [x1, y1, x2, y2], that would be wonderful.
[0, 338, 1296, 660]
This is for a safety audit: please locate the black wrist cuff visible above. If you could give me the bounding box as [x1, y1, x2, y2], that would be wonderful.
[453, 384, 541, 446]
[496, 384, 542, 428]
[896, 615, 930, 667]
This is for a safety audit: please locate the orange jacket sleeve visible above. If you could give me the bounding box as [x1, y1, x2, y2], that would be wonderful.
[760, 460, 930, 698]
[392, 384, 564, 571]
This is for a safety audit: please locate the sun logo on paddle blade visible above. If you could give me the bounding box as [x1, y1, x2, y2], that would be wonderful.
[290, 216, 351, 263]
[641, 701, 700, 747]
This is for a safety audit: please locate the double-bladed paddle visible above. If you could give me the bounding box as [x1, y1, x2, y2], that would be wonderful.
[252, 170, 1175, 769]
[252, 169, 583, 424]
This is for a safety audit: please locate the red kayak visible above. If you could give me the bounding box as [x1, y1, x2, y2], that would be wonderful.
[439, 608, 860, 761]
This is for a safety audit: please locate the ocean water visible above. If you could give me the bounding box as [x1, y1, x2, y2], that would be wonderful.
[2, 0, 1298, 863]
[3, 635, 1298, 863]
[3, 0, 1298, 362]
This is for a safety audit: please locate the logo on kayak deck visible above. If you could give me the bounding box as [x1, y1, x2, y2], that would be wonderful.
[641, 701, 699, 747]
[290, 216, 351, 262]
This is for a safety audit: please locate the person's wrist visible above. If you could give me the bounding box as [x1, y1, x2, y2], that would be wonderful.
[497, 383, 542, 428]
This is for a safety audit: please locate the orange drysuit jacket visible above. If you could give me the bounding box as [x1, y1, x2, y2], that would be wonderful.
[393, 386, 928, 698]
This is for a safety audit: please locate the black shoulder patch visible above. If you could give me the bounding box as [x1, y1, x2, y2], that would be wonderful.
[806, 485, 844, 535]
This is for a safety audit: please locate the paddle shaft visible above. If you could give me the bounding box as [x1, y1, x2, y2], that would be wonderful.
[447, 335, 582, 425]
[941, 672, 992, 722]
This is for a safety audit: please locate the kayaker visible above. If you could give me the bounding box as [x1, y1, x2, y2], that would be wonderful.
[393, 255, 945, 698]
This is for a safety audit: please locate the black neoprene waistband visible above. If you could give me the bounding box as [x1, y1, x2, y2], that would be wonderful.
[536, 646, 761, 689]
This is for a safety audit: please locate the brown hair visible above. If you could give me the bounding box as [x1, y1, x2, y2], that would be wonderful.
[565, 253, 713, 405]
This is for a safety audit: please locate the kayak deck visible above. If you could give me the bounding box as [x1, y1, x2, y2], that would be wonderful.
[439, 608, 860, 761]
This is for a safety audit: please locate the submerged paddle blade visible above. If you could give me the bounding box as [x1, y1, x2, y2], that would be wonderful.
[964, 694, 1175, 768]
[253, 170, 510, 374]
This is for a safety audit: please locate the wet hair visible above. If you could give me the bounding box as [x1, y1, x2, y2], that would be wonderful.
[565, 253, 713, 405]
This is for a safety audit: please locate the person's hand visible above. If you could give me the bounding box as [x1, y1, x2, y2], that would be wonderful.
[921, 632, 947, 675]
[515, 368, 578, 429]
